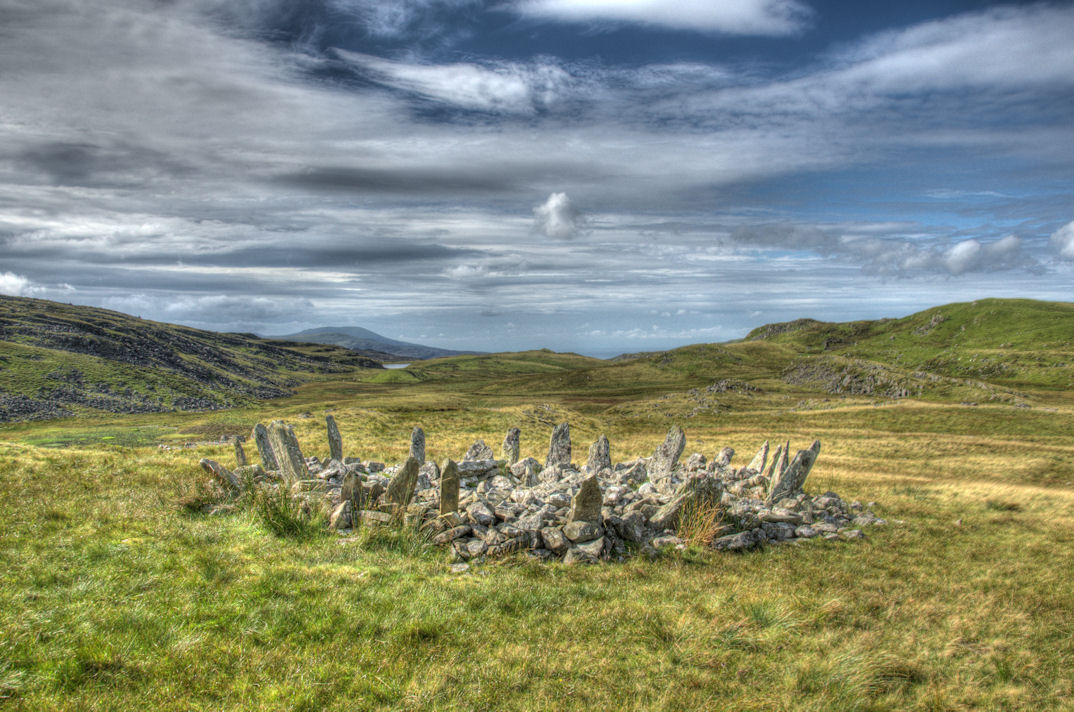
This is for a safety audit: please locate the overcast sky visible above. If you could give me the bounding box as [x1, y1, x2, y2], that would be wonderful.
[1, 0, 1072, 357]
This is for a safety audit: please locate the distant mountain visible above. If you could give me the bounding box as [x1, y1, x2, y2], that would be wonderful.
[0, 295, 381, 422]
[276, 326, 480, 361]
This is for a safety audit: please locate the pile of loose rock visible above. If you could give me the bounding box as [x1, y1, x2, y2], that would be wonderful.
[199, 417, 885, 564]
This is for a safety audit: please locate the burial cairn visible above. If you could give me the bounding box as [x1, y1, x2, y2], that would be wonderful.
[200, 420, 885, 563]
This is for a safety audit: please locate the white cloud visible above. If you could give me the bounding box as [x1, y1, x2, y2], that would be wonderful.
[0, 272, 33, 296]
[533, 192, 583, 240]
[1051, 220, 1074, 261]
[511, 0, 811, 36]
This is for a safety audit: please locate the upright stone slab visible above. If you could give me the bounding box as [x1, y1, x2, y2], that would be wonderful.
[746, 441, 769, 473]
[650, 425, 686, 480]
[409, 427, 425, 464]
[233, 437, 248, 467]
[502, 428, 521, 465]
[586, 435, 611, 474]
[267, 420, 309, 484]
[764, 442, 785, 480]
[384, 456, 420, 510]
[252, 423, 278, 471]
[341, 470, 364, 511]
[440, 458, 460, 515]
[766, 440, 821, 505]
[464, 439, 494, 461]
[326, 415, 343, 462]
[545, 422, 571, 469]
[567, 474, 603, 524]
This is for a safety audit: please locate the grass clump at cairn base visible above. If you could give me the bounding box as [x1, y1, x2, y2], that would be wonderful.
[676, 499, 727, 548]
[249, 482, 329, 539]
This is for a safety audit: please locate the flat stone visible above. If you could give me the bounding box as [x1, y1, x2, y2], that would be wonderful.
[712, 528, 766, 551]
[840, 529, 866, 540]
[466, 501, 496, 527]
[450, 563, 470, 574]
[575, 536, 605, 558]
[433, 525, 472, 545]
[545, 422, 571, 469]
[540, 526, 569, 555]
[563, 520, 602, 543]
[793, 525, 818, 538]
[650, 535, 684, 550]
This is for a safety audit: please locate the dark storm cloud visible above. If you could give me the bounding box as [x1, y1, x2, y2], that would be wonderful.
[271, 166, 519, 195]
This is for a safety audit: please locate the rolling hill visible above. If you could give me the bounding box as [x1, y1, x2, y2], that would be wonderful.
[0, 295, 381, 422]
[274, 326, 480, 361]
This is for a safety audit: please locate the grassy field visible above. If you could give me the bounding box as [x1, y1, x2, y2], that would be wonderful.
[2, 299, 1074, 710]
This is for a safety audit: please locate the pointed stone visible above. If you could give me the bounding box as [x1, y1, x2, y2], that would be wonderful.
[233, 437, 248, 467]
[464, 439, 494, 461]
[384, 456, 420, 510]
[766, 440, 821, 505]
[267, 420, 309, 484]
[502, 428, 521, 465]
[440, 458, 460, 515]
[409, 427, 425, 464]
[252, 423, 278, 470]
[746, 441, 769, 473]
[200, 458, 241, 492]
[764, 442, 785, 480]
[326, 415, 343, 462]
[650, 425, 686, 480]
[716, 447, 735, 468]
[545, 422, 571, 469]
[586, 435, 611, 474]
[567, 474, 602, 524]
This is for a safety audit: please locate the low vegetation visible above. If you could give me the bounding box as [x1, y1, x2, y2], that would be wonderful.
[1, 297, 1072, 709]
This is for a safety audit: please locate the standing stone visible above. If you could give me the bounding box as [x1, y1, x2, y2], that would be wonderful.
[567, 474, 603, 524]
[585, 435, 611, 474]
[267, 420, 309, 483]
[650, 425, 686, 480]
[252, 423, 278, 471]
[326, 415, 343, 462]
[766, 440, 821, 505]
[384, 456, 420, 510]
[545, 422, 571, 469]
[200, 458, 241, 492]
[440, 458, 460, 515]
[233, 437, 248, 467]
[746, 441, 769, 473]
[502, 428, 521, 465]
[341, 470, 365, 512]
[716, 447, 735, 468]
[464, 439, 495, 461]
[409, 427, 425, 464]
[764, 442, 785, 480]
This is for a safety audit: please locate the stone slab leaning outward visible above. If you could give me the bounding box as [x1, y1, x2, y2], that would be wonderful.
[545, 422, 571, 469]
[502, 428, 521, 465]
[746, 440, 768, 473]
[326, 415, 343, 462]
[764, 442, 785, 480]
[267, 420, 309, 483]
[410, 427, 425, 464]
[766, 440, 821, 505]
[649, 425, 686, 480]
[252, 423, 278, 471]
[440, 458, 460, 515]
[384, 455, 420, 510]
[585, 435, 611, 475]
[233, 437, 248, 467]
[200, 458, 241, 492]
[567, 474, 603, 524]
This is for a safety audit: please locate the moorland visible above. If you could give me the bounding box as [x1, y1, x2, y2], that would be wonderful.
[1, 297, 1073, 710]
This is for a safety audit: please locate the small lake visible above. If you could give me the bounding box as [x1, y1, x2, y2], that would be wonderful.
[383, 363, 411, 369]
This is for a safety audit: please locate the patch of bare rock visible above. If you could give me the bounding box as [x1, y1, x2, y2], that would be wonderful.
[199, 419, 885, 564]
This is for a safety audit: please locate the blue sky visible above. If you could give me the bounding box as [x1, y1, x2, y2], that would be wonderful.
[1, 0, 1072, 356]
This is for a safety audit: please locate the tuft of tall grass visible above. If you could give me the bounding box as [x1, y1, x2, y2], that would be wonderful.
[249, 484, 327, 539]
[676, 498, 726, 548]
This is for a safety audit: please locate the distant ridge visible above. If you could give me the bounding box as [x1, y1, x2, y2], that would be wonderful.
[275, 326, 482, 361]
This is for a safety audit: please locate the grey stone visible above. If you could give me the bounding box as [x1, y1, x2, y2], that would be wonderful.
[450, 563, 470, 574]
[746, 441, 768, 473]
[326, 415, 343, 462]
[409, 427, 425, 464]
[563, 520, 602, 543]
[793, 525, 818, 538]
[440, 459, 460, 515]
[233, 437, 248, 467]
[502, 428, 521, 465]
[464, 439, 495, 461]
[329, 500, 353, 529]
[611, 511, 648, 543]
[341, 471, 365, 511]
[585, 435, 611, 475]
[685, 453, 707, 471]
[433, 525, 471, 545]
[715, 447, 735, 468]
[650, 425, 686, 480]
[575, 536, 605, 558]
[712, 528, 767, 551]
[252, 423, 278, 470]
[650, 535, 684, 550]
[267, 420, 309, 484]
[540, 526, 569, 555]
[510, 457, 541, 486]
[466, 501, 496, 527]
[766, 440, 821, 505]
[466, 539, 488, 558]
[648, 473, 723, 531]
[563, 547, 597, 565]
[383, 456, 420, 510]
[568, 475, 602, 524]
[840, 529, 866, 540]
[199, 458, 241, 492]
[545, 422, 571, 469]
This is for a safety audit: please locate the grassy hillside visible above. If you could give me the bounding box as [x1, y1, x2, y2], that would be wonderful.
[0, 296, 381, 422]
